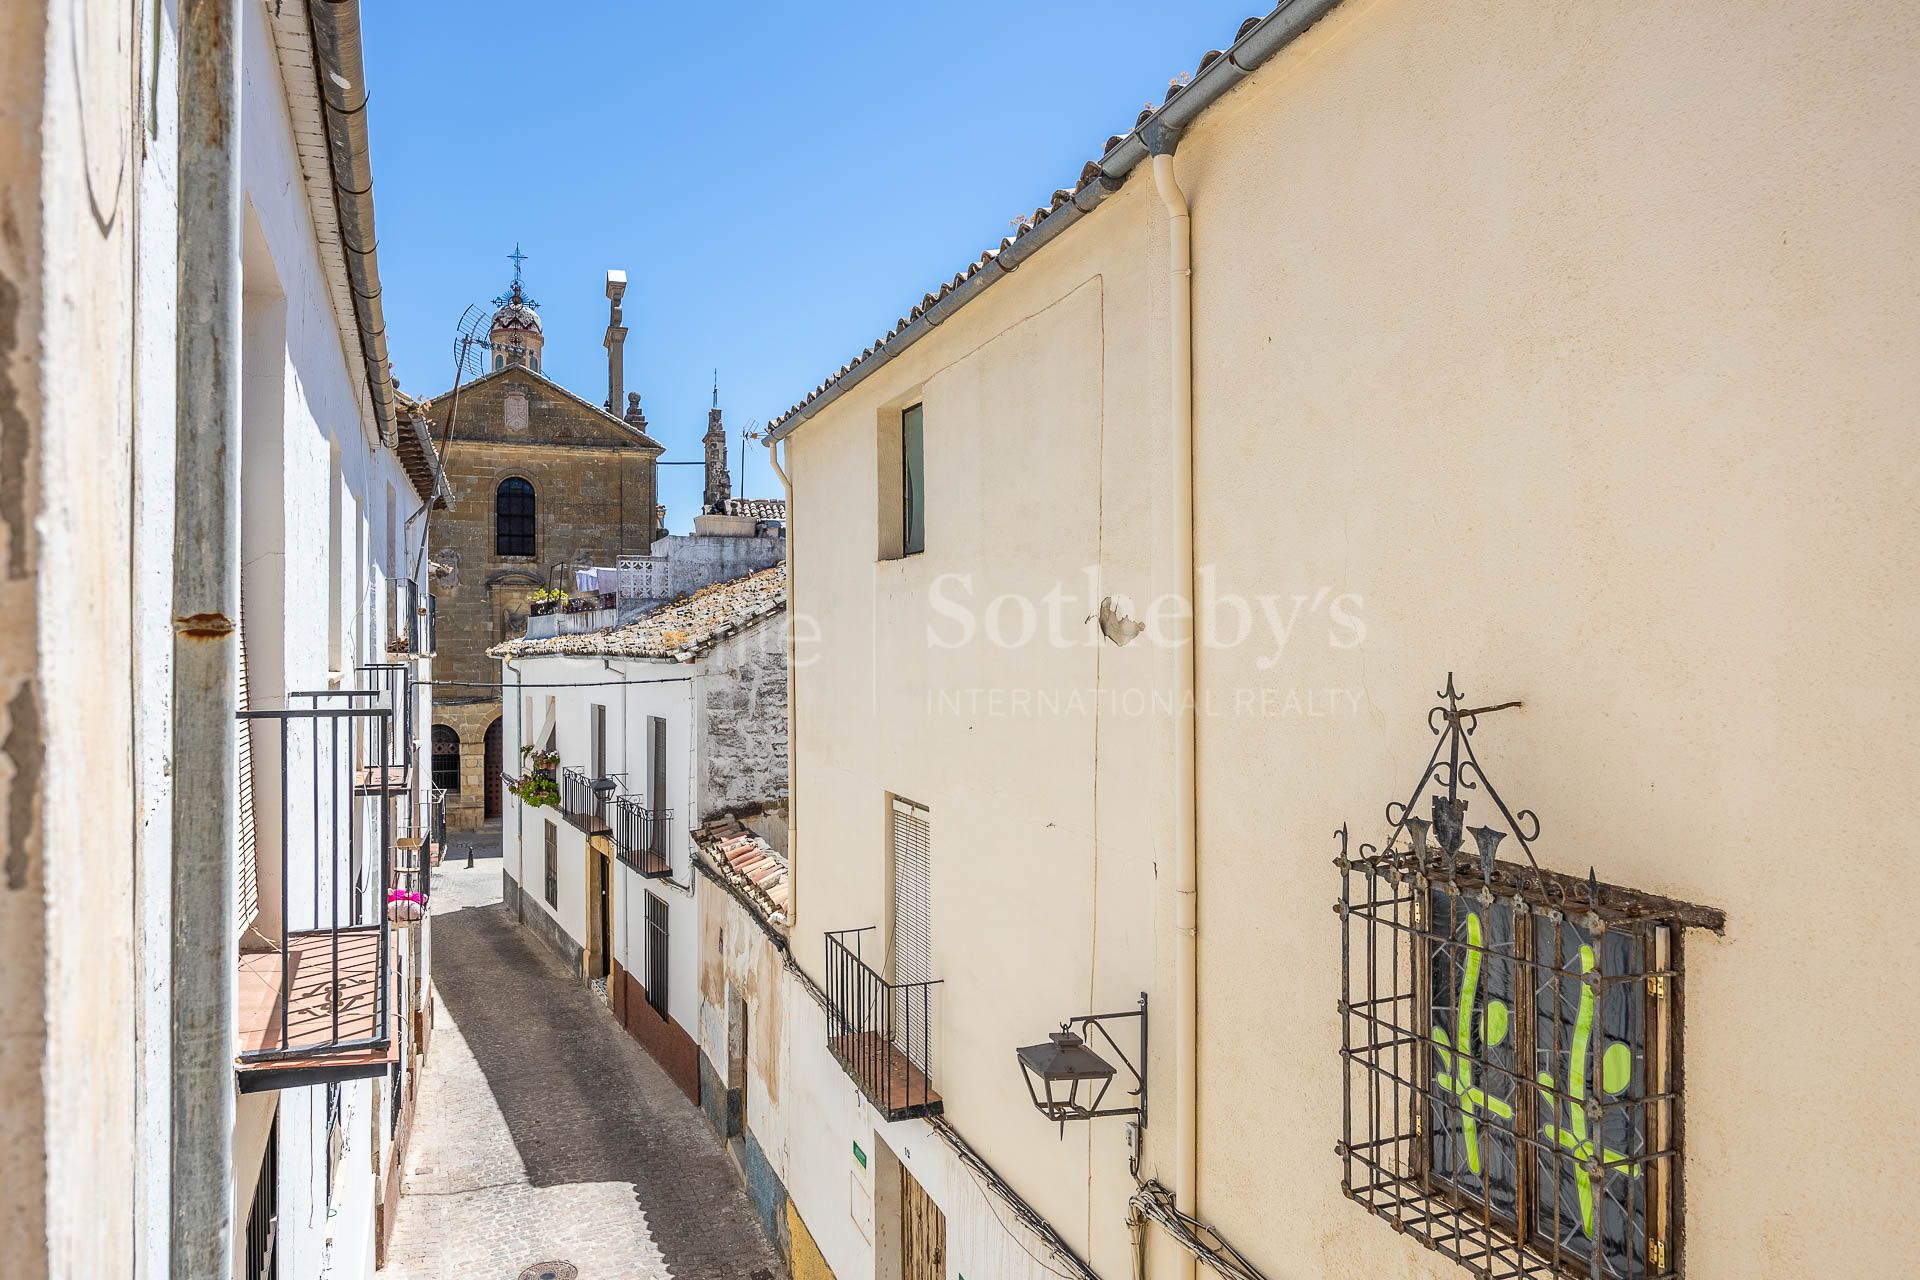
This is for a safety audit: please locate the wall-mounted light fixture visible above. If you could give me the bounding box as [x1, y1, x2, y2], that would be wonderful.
[1015, 993, 1147, 1131]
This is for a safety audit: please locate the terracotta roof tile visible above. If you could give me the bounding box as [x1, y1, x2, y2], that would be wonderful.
[693, 815, 789, 930]
[489, 562, 785, 661]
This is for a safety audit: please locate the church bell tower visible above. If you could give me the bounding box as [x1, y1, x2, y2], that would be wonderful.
[702, 374, 731, 513]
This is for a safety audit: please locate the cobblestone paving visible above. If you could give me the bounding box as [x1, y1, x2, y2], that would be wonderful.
[381, 824, 784, 1280]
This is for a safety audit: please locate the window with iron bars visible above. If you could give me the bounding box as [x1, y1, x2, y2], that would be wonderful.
[1337, 679, 1722, 1280]
[544, 820, 559, 908]
[645, 892, 670, 1018]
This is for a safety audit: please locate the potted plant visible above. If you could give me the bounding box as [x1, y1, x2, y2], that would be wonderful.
[508, 772, 559, 809]
[528, 586, 568, 617]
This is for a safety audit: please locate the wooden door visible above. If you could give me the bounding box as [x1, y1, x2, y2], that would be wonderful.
[900, 1164, 946, 1280]
[591, 851, 611, 980]
[483, 719, 503, 819]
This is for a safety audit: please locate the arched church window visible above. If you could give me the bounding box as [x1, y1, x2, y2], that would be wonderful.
[494, 352, 504, 371]
[496, 477, 536, 557]
[431, 725, 461, 793]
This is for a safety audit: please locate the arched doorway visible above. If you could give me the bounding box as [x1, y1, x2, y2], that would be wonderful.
[483, 719, 503, 820]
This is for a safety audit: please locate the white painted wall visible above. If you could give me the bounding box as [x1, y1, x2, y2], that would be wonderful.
[1, 2, 430, 1275]
[501, 651, 702, 1034]
[226, 5, 434, 1277]
[696, 886, 1071, 1280]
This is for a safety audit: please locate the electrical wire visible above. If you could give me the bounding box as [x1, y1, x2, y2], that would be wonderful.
[429, 676, 694, 690]
[768, 949, 1094, 1278]
[1129, 1180, 1272, 1280]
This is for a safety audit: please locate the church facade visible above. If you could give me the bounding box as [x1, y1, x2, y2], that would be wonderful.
[423, 267, 663, 829]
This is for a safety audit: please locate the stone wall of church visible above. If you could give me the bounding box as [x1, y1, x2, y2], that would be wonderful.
[423, 370, 659, 828]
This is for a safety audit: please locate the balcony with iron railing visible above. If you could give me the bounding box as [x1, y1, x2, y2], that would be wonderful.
[560, 765, 615, 836]
[613, 795, 673, 878]
[236, 702, 398, 1093]
[825, 927, 942, 1121]
[383, 577, 437, 659]
[354, 663, 414, 794]
[390, 787, 443, 924]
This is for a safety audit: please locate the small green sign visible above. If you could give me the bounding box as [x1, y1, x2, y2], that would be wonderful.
[852, 1140, 867, 1170]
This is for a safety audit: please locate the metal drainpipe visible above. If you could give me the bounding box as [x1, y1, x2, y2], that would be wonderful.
[171, 0, 241, 1275]
[766, 438, 796, 920]
[1147, 137, 1198, 1280]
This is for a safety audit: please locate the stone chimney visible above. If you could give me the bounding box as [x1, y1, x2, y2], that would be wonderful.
[603, 269, 628, 414]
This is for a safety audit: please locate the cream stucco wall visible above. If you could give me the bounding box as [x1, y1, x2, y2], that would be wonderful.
[781, 2, 1920, 1277]
[786, 171, 1170, 1280]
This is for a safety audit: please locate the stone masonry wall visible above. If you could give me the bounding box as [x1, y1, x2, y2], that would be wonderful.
[698, 616, 789, 820]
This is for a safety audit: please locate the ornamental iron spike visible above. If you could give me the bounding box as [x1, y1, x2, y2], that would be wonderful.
[1431, 795, 1467, 856]
[1469, 825, 1505, 881]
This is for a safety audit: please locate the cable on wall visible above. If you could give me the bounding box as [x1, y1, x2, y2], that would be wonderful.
[1128, 1180, 1272, 1280]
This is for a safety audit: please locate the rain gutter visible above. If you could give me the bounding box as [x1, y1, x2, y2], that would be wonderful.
[305, 0, 443, 501]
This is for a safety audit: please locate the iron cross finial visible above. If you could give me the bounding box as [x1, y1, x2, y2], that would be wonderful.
[508, 242, 528, 283]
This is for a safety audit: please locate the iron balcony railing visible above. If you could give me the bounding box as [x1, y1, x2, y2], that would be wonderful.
[613, 795, 672, 878]
[825, 927, 943, 1121]
[237, 703, 393, 1069]
[387, 577, 436, 657]
[560, 766, 614, 834]
[391, 785, 442, 922]
[356, 662, 413, 779]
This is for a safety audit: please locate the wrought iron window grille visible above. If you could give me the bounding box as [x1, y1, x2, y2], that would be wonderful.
[1334, 676, 1723, 1280]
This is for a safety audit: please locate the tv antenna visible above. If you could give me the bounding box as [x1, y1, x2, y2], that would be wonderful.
[407, 301, 493, 578]
[737, 418, 763, 500]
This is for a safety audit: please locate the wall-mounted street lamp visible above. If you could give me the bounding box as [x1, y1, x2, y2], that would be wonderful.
[1015, 993, 1147, 1131]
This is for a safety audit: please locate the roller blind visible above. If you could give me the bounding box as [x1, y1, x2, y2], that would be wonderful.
[236, 605, 260, 932]
[889, 797, 931, 985]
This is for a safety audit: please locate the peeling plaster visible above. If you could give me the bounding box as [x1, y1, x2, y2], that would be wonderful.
[1096, 596, 1142, 646]
[4, 681, 41, 890]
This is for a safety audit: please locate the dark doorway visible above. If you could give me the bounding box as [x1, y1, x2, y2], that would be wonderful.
[243, 1118, 279, 1280]
[431, 725, 461, 793]
[483, 719, 503, 819]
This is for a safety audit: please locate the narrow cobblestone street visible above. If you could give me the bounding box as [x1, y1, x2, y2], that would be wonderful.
[381, 826, 785, 1280]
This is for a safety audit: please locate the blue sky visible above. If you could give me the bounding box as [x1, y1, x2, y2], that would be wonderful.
[363, 1, 1259, 530]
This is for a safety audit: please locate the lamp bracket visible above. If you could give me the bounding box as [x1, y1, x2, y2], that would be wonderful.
[1064, 991, 1148, 1128]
